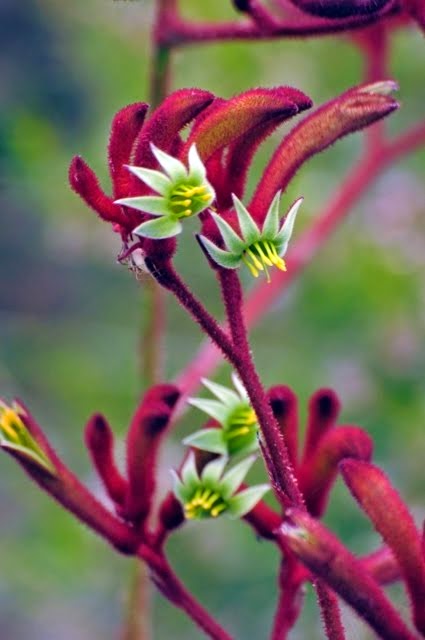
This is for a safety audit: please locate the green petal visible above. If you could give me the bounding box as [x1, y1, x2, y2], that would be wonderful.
[188, 398, 229, 424]
[201, 456, 228, 486]
[231, 372, 249, 401]
[210, 212, 246, 254]
[115, 196, 168, 216]
[182, 428, 227, 455]
[0, 440, 56, 476]
[274, 197, 303, 256]
[126, 166, 171, 195]
[232, 194, 261, 246]
[181, 452, 200, 490]
[171, 469, 192, 502]
[221, 455, 256, 499]
[151, 143, 187, 181]
[228, 484, 270, 518]
[198, 235, 241, 269]
[201, 378, 240, 406]
[262, 191, 281, 239]
[133, 216, 182, 239]
[187, 144, 206, 182]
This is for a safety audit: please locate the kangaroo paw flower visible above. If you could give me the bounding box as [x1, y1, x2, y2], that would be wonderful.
[185, 374, 259, 456]
[115, 144, 215, 239]
[173, 453, 269, 520]
[199, 192, 302, 282]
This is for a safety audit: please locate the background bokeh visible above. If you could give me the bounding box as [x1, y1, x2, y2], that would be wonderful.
[1, 1, 424, 638]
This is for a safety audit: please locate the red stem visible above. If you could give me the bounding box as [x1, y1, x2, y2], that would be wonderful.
[315, 582, 346, 640]
[156, 2, 399, 47]
[137, 546, 233, 640]
[218, 269, 304, 507]
[271, 556, 307, 639]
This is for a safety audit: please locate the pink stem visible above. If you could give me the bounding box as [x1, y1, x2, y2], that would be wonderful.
[156, 2, 399, 47]
[137, 546, 233, 640]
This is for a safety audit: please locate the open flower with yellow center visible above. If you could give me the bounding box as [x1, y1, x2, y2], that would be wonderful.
[173, 453, 269, 520]
[115, 143, 215, 239]
[199, 192, 302, 282]
[0, 401, 56, 474]
[184, 375, 259, 457]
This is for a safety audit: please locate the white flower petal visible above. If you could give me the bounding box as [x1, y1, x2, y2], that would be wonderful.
[274, 197, 303, 256]
[115, 196, 168, 216]
[187, 144, 206, 182]
[221, 455, 257, 499]
[182, 428, 227, 455]
[228, 484, 270, 518]
[262, 190, 281, 238]
[150, 143, 187, 181]
[126, 165, 171, 195]
[232, 194, 261, 246]
[201, 378, 240, 406]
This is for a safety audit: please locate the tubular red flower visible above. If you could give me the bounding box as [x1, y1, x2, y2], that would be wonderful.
[340, 459, 425, 635]
[85, 414, 128, 506]
[298, 426, 373, 516]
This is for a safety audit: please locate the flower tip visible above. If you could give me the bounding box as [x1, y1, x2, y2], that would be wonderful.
[359, 80, 399, 96]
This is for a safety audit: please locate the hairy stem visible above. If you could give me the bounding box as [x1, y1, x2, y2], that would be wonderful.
[138, 546, 234, 640]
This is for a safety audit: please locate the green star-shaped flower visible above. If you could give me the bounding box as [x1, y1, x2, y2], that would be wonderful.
[115, 143, 215, 239]
[173, 453, 269, 520]
[184, 375, 259, 457]
[199, 192, 302, 281]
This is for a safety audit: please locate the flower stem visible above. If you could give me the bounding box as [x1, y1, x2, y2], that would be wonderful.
[315, 581, 346, 640]
[218, 269, 304, 507]
[138, 545, 234, 640]
[122, 562, 152, 640]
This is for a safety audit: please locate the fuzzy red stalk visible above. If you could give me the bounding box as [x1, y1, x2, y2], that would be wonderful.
[278, 508, 417, 640]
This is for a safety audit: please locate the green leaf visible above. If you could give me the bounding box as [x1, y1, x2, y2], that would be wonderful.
[228, 484, 270, 518]
[183, 428, 227, 455]
[126, 166, 171, 195]
[198, 235, 241, 269]
[274, 197, 303, 255]
[221, 455, 256, 499]
[133, 216, 182, 239]
[232, 194, 260, 246]
[210, 212, 246, 254]
[115, 196, 168, 216]
[262, 190, 281, 238]
[201, 378, 240, 406]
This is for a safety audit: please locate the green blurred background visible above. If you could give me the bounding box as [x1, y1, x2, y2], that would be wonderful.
[1, 1, 424, 638]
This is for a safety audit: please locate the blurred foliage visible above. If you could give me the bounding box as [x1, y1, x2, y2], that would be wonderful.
[0, 1, 424, 638]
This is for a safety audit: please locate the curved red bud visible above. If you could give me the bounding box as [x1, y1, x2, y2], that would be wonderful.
[185, 87, 312, 163]
[340, 459, 425, 635]
[267, 385, 299, 471]
[251, 81, 399, 221]
[85, 414, 127, 506]
[69, 156, 125, 224]
[299, 426, 373, 516]
[108, 102, 149, 198]
[302, 388, 341, 460]
[123, 386, 180, 525]
[278, 509, 417, 640]
[133, 88, 214, 169]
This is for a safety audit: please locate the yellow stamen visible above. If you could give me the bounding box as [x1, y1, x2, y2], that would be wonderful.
[211, 504, 227, 518]
[203, 493, 221, 510]
[254, 242, 273, 267]
[242, 254, 259, 278]
[227, 426, 250, 440]
[183, 209, 192, 216]
[200, 193, 212, 202]
[246, 247, 264, 271]
[172, 199, 192, 207]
